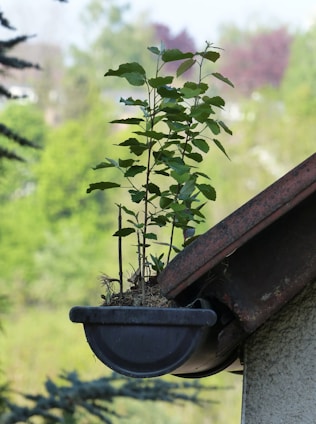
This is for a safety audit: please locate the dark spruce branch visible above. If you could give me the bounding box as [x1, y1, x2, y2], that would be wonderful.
[0, 11, 15, 31]
[0, 15, 41, 162]
[0, 124, 40, 149]
[2, 372, 219, 424]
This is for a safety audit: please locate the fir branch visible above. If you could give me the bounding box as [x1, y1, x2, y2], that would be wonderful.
[0, 35, 36, 52]
[0, 54, 41, 70]
[0, 123, 40, 149]
[0, 84, 22, 100]
[0, 11, 15, 31]
[2, 372, 219, 424]
[0, 146, 24, 162]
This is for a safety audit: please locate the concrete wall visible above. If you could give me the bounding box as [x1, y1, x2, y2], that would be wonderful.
[241, 280, 316, 424]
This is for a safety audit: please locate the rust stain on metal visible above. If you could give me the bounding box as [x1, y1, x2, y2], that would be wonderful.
[158, 153, 316, 334]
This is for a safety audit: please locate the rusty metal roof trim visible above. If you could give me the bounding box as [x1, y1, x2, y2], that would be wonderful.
[159, 153, 316, 299]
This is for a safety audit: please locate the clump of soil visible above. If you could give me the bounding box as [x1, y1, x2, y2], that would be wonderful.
[99, 274, 175, 308]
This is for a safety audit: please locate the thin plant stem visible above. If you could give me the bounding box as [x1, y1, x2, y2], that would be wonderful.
[117, 204, 123, 300]
[141, 140, 153, 304]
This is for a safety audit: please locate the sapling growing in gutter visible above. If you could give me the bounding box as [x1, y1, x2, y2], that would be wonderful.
[87, 42, 233, 305]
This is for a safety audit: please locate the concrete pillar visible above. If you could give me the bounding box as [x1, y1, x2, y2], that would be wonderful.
[241, 280, 316, 424]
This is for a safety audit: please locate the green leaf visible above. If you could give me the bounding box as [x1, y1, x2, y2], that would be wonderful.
[203, 95, 225, 108]
[199, 50, 220, 62]
[192, 138, 209, 153]
[93, 161, 115, 170]
[180, 142, 192, 153]
[150, 253, 164, 273]
[144, 232, 157, 240]
[206, 119, 221, 135]
[166, 121, 191, 132]
[166, 157, 191, 174]
[151, 215, 169, 226]
[160, 101, 185, 111]
[133, 130, 165, 140]
[119, 137, 140, 146]
[121, 205, 137, 217]
[159, 196, 173, 209]
[120, 97, 148, 107]
[219, 120, 233, 135]
[119, 138, 147, 156]
[171, 245, 181, 253]
[160, 102, 186, 118]
[185, 152, 203, 162]
[148, 76, 173, 88]
[118, 158, 135, 167]
[179, 178, 196, 200]
[130, 145, 148, 156]
[212, 72, 234, 87]
[197, 183, 216, 200]
[154, 169, 169, 177]
[110, 118, 144, 125]
[162, 49, 194, 62]
[165, 132, 185, 142]
[192, 202, 207, 218]
[170, 170, 190, 184]
[191, 103, 213, 123]
[153, 114, 165, 126]
[113, 227, 135, 237]
[105, 62, 146, 86]
[86, 181, 120, 193]
[129, 189, 146, 203]
[124, 165, 146, 177]
[169, 184, 180, 195]
[180, 82, 208, 98]
[213, 139, 230, 160]
[145, 183, 161, 195]
[119, 137, 139, 146]
[195, 171, 211, 180]
[157, 85, 181, 99]
[176, 59, 196, 77]
[183, 235, 200, 247]
[147, 46, 160, 55]
[169, 202, 187, 212]
[154, 149, 174, 162]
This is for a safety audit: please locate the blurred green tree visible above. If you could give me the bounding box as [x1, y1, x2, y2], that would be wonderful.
[281, 24, 316, 118]
[63, 0, 155, 120]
